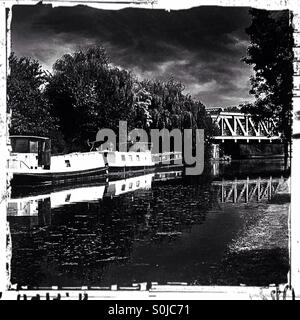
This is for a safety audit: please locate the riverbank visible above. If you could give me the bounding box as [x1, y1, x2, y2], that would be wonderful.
[211, 178, 290, 287]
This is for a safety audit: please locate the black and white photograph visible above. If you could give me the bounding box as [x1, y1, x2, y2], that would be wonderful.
[0, 0, 299, 302]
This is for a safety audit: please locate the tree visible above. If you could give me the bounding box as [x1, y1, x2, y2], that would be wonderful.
[131, 81, 153, 129]
[140, 77, 217, 157]
[7, 53, 60, 142]
[46, 46, 135, 152]
[45, 46, 217, 156]
[242, 9, 294, 163]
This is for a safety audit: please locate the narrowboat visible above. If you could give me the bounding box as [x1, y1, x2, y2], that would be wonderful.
[8, 135, 108, 186]
[152, 151, 183, 169]
[99, 149, 183, 175]
[101, 150, 155, 175]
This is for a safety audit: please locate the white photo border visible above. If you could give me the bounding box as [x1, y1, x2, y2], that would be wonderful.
[0, 0, 299, 300]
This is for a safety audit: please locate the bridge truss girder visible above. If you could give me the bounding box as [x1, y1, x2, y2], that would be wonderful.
[211, 112, 281, 142]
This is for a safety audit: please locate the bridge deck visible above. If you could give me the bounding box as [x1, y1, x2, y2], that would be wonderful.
[213, 136, 282, 141]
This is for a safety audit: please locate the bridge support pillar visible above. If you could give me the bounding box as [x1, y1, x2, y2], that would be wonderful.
[211, 144, 220, 160]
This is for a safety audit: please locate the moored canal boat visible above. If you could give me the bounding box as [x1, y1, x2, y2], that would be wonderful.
[8, 136, 184, 187]
[101, 150, 155, 175]
[8, 135, 108, 186]
[152, 151, 183, 166]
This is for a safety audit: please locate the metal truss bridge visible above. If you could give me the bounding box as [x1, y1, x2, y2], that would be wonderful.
[209, 111, 282, 142]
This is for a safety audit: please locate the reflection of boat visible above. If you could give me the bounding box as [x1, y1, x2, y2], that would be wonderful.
[153, 170, 183, 182]
[7, 170, 185, 221]
[8, 136, 107, 186]
[50, 185, 106, 208]
[7, 195, 48, 227]
[7, 194, 47, 217]
[7, 173, 156, 218]
[105, 173, 154, 197]
[8, 184, 107, 217]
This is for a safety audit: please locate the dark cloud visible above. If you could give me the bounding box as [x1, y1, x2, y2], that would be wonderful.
[11, 4, 255, 107]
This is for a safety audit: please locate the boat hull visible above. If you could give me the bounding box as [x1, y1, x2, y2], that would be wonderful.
[107, 165, 155, 179]
[11, 166, 108, 187]
[108, 165, 155, 173]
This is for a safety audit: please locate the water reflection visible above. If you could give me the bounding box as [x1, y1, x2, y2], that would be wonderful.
[7, 160, 290, 287]
[213, 177, 286, 203]
[106, 173, 154, 197]
[211, 158, 287, 179]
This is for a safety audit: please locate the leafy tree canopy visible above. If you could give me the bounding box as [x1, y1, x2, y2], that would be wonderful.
[46, 46, 136, 151]
[8, 53, 59, 138]
[242, 9, 294, 141]
[9, 46, 218, 155]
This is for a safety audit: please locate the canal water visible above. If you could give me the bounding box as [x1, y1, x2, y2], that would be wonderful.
[7, 159, 290, 288]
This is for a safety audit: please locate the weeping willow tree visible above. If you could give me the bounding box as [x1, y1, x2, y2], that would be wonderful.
[140, 78, 218, 158]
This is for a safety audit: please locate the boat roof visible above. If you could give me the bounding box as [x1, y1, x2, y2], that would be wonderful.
[10, 135, 50, 140]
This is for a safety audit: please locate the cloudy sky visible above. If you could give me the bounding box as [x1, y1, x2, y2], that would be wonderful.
[11, 4, 255, 107]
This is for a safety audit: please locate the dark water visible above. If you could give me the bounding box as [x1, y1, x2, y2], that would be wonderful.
[7, 159, 290, 288]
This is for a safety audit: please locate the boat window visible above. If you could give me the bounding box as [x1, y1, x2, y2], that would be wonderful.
[121, 184, 126, 191]
[136, 155, 140, 161]
[45, 139, 51, 151]
[12, 138, 29, 153]
[29, 141, 39, 153]
[129, 182, 133, 189]
[129, 155, 133, 161]
[65, 160, 71, 167]
[136, 181, 140, 187]
[121, 155, 126, 161]
[40, 141, 45, 152]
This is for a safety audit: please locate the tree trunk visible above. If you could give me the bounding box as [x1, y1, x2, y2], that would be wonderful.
[284, 140, 289, 169]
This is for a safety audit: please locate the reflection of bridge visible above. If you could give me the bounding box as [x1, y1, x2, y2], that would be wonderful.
[212, 176, 287, 203]
[210, 111, 282, 142]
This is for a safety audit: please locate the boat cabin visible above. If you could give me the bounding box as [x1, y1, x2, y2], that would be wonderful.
[10, 136, 51, 170]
